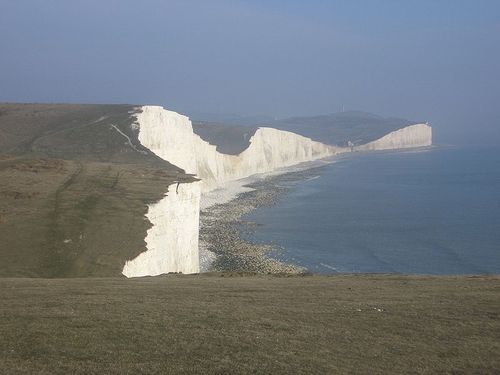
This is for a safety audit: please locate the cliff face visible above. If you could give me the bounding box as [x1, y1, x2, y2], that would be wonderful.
[123, 106, 341, 277]
[354, 124, 432, 151]
[136, 106, 340, 191]
[122, 182, 201, 277]
[0, 104, 433, 278]
[123, 107, 432, 277]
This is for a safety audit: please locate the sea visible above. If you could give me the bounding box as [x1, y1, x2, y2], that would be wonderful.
[242, 146, 500, 274]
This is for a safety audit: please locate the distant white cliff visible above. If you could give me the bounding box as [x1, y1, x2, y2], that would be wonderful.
[122, 107, 432, 277]
[354, 124, 432, 151]
[122, 106, 342, 277]
[133, 106, 340, 191]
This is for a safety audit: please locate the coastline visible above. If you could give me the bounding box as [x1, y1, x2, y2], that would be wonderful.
[199, 160, 334, 273]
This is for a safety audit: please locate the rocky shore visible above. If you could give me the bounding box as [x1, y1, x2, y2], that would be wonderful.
[200, 165, 330, 273]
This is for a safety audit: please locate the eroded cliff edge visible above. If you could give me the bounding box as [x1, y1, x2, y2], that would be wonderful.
[354, 123, 432, 151]
[122, 106, 343, 276]
[123, 106, 432, 277]
[0, 104, 433, 278]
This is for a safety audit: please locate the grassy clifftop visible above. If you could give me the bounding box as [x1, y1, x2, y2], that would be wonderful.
[0, 104, 193, 277]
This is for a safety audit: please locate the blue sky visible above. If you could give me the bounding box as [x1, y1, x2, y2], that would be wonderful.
[1, 0, 499, 144]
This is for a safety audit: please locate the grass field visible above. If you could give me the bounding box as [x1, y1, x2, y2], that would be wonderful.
[1, 274, 499, 374]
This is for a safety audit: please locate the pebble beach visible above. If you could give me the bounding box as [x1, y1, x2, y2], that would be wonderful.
[199, 163, 331, 273]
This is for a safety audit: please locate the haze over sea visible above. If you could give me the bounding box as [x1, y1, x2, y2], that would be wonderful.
[243, 146, 500, 275]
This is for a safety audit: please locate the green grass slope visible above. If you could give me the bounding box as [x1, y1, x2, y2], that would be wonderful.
[0, 274, 498, 374]
[0, 104, 193, 277]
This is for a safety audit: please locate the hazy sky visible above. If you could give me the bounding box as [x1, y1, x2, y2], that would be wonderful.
[1, 0, 499, 144]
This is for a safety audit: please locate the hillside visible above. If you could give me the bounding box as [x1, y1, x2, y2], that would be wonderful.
[192, 121, 257, 155]
[0, 104, 193, 277]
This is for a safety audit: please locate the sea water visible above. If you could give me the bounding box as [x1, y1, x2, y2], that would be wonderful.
[243, 146, 500, 274]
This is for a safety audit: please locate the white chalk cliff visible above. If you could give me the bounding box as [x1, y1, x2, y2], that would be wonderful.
[132, 106, 340, 191]
[122, 106, 341, 277]
[354, 123, 432, 151]
[122, 107, 432, 277]
[122, 182, 200, 277]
